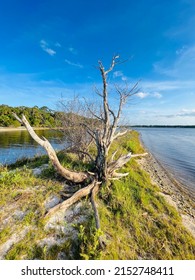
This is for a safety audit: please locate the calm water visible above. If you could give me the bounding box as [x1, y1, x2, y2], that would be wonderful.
[0, 129, 66, 165]
[135, 127, 195, 196]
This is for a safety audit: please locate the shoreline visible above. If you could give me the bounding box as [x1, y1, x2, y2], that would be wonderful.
[137, 151, 195, 237]
[0, 127, 54, 132]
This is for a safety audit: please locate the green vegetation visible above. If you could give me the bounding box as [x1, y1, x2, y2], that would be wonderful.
[0, 104, 60, 127]
[0, 131, 194, 259]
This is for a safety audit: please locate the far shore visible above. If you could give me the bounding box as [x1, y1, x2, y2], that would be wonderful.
[0, 127, 60, 132]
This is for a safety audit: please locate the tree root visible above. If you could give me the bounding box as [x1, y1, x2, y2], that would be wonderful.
[45, 179, 100, 217]
[90, 184, 105, 249]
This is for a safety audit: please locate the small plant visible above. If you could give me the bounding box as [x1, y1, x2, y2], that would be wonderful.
[77, 224, 103, 260]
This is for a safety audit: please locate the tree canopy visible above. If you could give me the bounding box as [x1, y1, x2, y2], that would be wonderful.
[0, 105, 59, 128]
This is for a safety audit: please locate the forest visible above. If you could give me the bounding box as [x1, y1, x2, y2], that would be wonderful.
[0, 105, 59, 127]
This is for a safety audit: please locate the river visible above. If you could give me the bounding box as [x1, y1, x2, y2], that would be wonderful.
[0, 129, 66, 165]
[135, 127, 195, 197]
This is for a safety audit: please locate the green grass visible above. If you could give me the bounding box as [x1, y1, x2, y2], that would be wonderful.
[0, 130, 195, 260]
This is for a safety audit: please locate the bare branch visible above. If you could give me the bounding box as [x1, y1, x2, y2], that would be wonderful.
[73, 149, 95, 163]
[93, 85, 103, 98]
[83, 97, 103, 122]
[111, 149, 118, 161]
[13, 113, 88, 183]
[108, 152, 132, 174]
[109, 172, 129, 180]
[81, 123, 96, 140]
[113, 130, 128, 140]
[131, 153, 148, 158]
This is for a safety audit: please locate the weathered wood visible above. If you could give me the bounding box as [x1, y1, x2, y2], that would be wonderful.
[108, 152, 148, 179]
[46, 180, 100, 217]
[95, 56, 139, 182]
[13, 113, 88, 183]
[90, 184, 101, 229]
[90, 184, 105, 249]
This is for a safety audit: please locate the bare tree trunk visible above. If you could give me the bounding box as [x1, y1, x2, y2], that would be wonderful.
[95, 142, 108, 181]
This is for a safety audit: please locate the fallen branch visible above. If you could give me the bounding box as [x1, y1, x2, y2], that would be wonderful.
[131, 152, 148, 158]
[45, 180, 101, 217]
[13, 113, 88, 183]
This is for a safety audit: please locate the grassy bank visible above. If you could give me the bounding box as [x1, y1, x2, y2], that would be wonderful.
[0, 131, 195, 259]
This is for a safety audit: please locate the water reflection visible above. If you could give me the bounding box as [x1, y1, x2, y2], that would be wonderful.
[135, 127, 195, 196]
[0, 129, 66, 165]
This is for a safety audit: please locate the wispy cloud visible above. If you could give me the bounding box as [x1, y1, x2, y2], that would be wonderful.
[136, 91, 162, 99]
[113, 71, 123, 78]
[55, 42, 61, 47]
[113, 70, 127, 81]
[163, 109, 195, 118]
[68, 47, 78, 55]
[136, 91, 149, 99]
[65, 59, 83, 68]
[153, 92, 162, 98]
[153, 45, 195, 79]
[40, 40, 56, 56]
[141, 79, 195, 94]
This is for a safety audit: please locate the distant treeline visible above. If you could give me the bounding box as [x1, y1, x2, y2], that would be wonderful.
[0, 105, 61, 127]
[121, 125, 195, 128]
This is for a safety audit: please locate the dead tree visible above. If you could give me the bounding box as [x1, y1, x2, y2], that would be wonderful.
[93, 57, 140, 181]
[13, 56, 147, 243]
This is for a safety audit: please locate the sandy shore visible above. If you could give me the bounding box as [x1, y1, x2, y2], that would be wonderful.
[137, 152, 195, 238]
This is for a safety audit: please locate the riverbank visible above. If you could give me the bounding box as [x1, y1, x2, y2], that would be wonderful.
[137, 152, 195, 238]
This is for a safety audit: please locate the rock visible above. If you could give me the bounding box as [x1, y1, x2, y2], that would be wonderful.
[13, 210, 26, 220]
[32, 164, 49, 176]
[45, 195, 62, 211]
[0, 227, 30, 260]
[182, 215, 195, 238]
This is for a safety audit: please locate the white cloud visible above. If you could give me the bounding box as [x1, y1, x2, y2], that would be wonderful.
[136, 91, 163, 99]
[65, 59, 83, 68]
[44, 48, 56, 56]
[40, 40, 56, 56]
[136, 91, 149, 99]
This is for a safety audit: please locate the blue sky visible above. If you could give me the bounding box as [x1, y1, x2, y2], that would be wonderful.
[0, 0, 195, 125]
